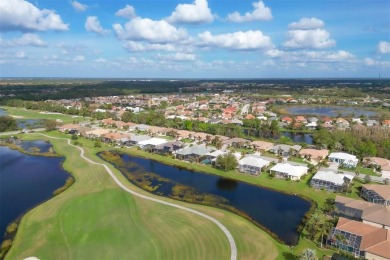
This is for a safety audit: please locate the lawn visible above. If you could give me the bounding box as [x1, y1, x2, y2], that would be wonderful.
[0, 106, 89, 124]
[6, 132, 282, 260]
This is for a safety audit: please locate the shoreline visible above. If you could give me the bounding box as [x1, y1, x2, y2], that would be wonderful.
[0, 142, 75, 258]
[111, 147, 316, 245]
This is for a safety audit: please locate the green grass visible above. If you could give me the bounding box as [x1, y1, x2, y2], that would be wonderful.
[1, 106, 89, 124]
[355, 166, 381, 177]
[6, 132, 282, 260]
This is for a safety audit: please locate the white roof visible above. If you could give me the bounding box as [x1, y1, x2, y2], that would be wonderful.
[206, 150, 226, 157]
[239, 156, 271, 168]
[138, 138, 168, 146]
[329, 152, 358, 162]
[312, 170, 354, 185]
[270, 163, 308, 177]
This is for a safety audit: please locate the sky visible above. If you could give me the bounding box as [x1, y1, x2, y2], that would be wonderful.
[0, 0, 389, 78]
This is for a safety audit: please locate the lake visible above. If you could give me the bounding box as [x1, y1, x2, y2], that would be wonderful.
[286, 105, 377, 117]
[100, 151, 311, 245]
[0, 142, 71, 239]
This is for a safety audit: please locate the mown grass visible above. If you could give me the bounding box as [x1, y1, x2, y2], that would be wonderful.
[0, 106, 89, 124]
[6, 132, 282, 260]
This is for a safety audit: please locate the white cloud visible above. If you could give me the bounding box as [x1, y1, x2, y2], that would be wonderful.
[227, 1, 272, 22]
[283, 18, 335, 49]
[198, 30, 273, 50]
[94, 58, 107, 63]
[325, 50, 354, 62]
[73, 55, 85, 62]
[71, 1, 87, 12]
[377, 41, 390, 54]
[0, 0, 69, 32]
[284, 29, 335, 49]
[364, 57, 390, 67]
[157, 53, 195, 61]
[288, 18, 324, 30]
[13, 33, 47, 47]
[266, 49, 284, 57]
[85, 16, 110, 35]
[123, 41, 176, 52]
[115, 5, 136, 19]
[113, 17, 188, 43]
[1, 33, 48, 47]
[166, 0, 214, 24]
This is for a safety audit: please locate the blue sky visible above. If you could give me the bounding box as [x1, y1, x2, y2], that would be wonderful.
[0, 0, 389, 78]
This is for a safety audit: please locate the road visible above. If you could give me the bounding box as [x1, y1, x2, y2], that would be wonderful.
[241, 104, 250, 115]
[36, 133, 238, 260]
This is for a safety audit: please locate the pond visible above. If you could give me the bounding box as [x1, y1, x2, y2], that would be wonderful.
[285, 105, 377, 117]
[243, 128, 314, 145]
[0, 142, 71, 239]
[99, 151, 312, 245]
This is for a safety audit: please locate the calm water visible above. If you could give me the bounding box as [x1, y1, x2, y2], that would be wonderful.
[20, 140, 52, 153]
[243, 129, 313, 145]
[102, 152, 311, 245]
[0, 109, 6, 116]
[0, 143, 70, 238]
[282, 132, 313, 145]
[286, 106, 377, 117]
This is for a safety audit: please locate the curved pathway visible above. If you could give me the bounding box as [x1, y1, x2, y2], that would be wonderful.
[36, 134, 237, 260]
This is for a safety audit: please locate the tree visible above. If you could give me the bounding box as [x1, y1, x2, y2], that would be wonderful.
[364, 174, 371, 184]
[44, 119, 57, 131]
[299, 248, 317, 260]
[215, 153, 238, 171]
[71, 134, 78, 140]
[94, 140, 102, 148]
[0, 116, 18, 132]
[383, 178, 389, 185]
[335, 233, 348, 253]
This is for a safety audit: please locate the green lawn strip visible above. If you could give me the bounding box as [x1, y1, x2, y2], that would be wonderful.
[1, 106, 89, 124]
[355, 166, 381, 177]
[7, 132, 280, 260]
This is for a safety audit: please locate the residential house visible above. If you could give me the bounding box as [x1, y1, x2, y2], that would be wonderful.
[204, 150, 241, 165]
[129, 124, 151, 132]
[138, 138, 168, 149]
[270, 163, 308, 181]
[84, 129, 110, 139]
[281, 116, 293, 124]
[57, 123, 81, 133]
[360, 185, 390, 206]
[335, 196, 390, 229]
[128, 135, 151, 146]
[299, 148, 329, 162]
[176, 130, 195, 140]
[366, 120, 379, 127]
[352, 118, 364, 124]
[251, 140, 274, 152]
[295, 116, 307, 124]
[327, 217, 390, 259]
[382, 120, 390, 128]
[269, 144, 302, 157]
[310, 170, 354, 192]
[223, 137, 250, 148]
[192, 132, 210, 143]
[153, 141, 183, 155]
[328, 152, 358, 168]
[238, 155, 272, 175]
[175, 144, 214, 162]
[335, 118, 350, 129]
[363, 157, 390, 178]
[101, 132, 131, 145]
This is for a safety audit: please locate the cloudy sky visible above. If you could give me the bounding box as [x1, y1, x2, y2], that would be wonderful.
[0, 0, 389, 78]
